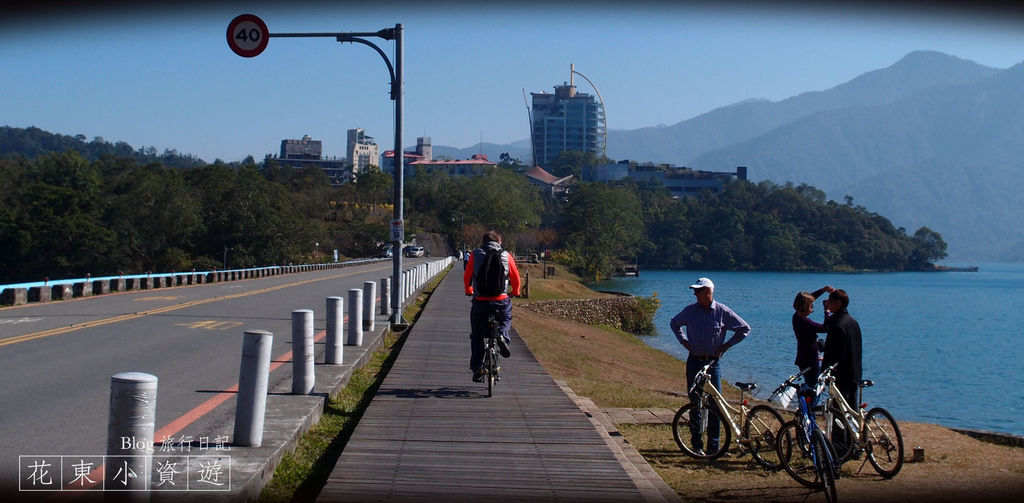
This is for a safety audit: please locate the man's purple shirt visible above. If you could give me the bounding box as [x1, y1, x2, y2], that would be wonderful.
[669, 300, 751, 356]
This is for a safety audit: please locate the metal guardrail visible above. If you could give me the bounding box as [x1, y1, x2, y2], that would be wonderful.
[0, 258, 391, 306]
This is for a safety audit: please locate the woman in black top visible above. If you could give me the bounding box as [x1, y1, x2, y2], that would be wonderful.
[792, 285, 834, 392]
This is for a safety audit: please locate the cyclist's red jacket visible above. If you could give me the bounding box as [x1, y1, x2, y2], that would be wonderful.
[463, 245, 521, 300]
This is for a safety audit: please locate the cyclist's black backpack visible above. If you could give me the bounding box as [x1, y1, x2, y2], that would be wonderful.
[474, 248, 505, 297]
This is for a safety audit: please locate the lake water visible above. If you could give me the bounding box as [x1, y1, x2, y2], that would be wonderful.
[592, 262, 1024, 436]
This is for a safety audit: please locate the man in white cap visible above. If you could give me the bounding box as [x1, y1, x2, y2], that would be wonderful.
[669, 277, 751, 454]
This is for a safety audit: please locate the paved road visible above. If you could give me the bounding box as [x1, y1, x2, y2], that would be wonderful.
[0, 259, 425, 493]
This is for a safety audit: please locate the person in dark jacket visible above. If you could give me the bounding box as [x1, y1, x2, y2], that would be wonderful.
[792, 285, 834, 392]
[822, 289, 862, 409]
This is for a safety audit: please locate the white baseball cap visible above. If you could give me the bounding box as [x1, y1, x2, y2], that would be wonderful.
[689, 277, 714, 290]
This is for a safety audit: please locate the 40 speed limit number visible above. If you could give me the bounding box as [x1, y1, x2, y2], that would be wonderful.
[227, 14, 269, 58]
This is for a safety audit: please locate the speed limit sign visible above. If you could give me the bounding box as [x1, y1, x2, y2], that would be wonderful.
[227, 14, 269, 58]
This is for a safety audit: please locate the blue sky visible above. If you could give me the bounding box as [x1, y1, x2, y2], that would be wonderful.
[3, 1, 1024, 163]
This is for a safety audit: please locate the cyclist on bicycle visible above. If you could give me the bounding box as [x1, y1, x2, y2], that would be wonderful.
[669, 277, 751, 454]
[464, 230, 521, 383]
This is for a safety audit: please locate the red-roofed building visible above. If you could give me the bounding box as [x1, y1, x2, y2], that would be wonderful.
[524, 165, 573, 196]
[407, 153, 497, 177]
[382, 136, 432, 175]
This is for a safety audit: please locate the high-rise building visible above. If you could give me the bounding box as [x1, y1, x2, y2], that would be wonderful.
[530, 76, 605, 169]
[347, 128, 379, 174]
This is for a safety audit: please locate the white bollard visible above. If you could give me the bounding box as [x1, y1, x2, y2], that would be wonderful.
[292, 309, 315, 394]
[363, 280, 376, 332]
[106, 372, 157, 492]
[325, 297, 343, 365]
[347, 289, 363, 346]
[234, 330, 273, 447]
[380, 278, 391, 316]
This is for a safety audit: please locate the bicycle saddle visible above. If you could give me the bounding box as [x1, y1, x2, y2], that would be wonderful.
[858, 380, 874, 387]
[734, 382, 757, 392]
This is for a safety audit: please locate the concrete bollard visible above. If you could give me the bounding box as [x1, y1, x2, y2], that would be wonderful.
[93, 279, 110, 295]
[363, 281, 376, 332]
[325, 297, 343, 365]
[292, 309, 315, 395]
[73, 281, 92, 297]
[106, 372, 158, 492]
[53, 283, 73, 300]
[1, 288, 27, 306]
[347, 289, 363, 346]
[234, 330, 273, 447]
[29, 286, 51, 302]
[380, 278, 391, 316]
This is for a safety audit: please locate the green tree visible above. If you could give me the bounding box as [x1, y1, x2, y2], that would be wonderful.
[547, 151, 608, 179]
[560, 182, 643, 280]
[909, 226, 948, 269]
[355, 166, 393, 204]
[16, 152, 118, 280]
[498, 152, 527, 174]
[102, 158, 203, 272]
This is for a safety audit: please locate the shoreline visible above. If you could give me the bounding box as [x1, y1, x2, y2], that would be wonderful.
[585, 271, 1023, 443]
[588, 265, 1024, 442]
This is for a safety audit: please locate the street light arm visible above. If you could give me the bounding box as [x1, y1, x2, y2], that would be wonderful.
[337, 36, 397, 100]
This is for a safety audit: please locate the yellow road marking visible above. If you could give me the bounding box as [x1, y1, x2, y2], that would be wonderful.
[0, 265, 389, 348]
[174, 320, 245, 330]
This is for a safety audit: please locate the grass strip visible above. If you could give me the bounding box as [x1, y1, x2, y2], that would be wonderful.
[258, 266, 450, 503]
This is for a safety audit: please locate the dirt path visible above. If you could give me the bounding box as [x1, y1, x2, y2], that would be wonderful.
[619, 420, 1024, 503]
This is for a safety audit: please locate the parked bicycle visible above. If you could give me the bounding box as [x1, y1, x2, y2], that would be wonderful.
[776, 381, 839, 503]
[816, 363, 904, 478]
[764, 368, 812, 412]
[480, 313, 502, 397]
[671, 359, 785, 469]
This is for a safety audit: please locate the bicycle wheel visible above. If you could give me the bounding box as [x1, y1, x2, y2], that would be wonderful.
[672, 402, 730, 460]
[825, 404, 855, 463]
[811, 429, 839, 503]
[865, 407, 904, 478]
[743, 404, 785, 470]
[776, 420, 819, 488]
[482, 348, 494, 397]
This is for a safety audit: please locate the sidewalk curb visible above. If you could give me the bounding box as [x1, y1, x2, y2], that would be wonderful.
[556, 381, 682, 503]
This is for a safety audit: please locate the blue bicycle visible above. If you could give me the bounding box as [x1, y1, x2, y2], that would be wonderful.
[776, 380, 839, 503]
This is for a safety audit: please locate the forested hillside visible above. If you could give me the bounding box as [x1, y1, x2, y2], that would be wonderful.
[0, 127, 947, 284]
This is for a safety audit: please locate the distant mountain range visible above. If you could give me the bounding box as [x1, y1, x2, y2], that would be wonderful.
[434, 51, 1022, 261]
[431, 139, 531, 165]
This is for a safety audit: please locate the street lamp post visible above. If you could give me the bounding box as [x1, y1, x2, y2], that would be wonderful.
[227, 16, 405, 323]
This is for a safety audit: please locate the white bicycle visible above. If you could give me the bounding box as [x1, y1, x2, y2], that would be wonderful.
[671, 359, 785, 469]
[816, 363, 904, 478]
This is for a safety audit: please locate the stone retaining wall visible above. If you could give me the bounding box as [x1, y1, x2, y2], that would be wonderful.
[519, 296, 643, 332]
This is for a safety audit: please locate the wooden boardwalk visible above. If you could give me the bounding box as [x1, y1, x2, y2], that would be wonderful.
[318, 267, 658, 503]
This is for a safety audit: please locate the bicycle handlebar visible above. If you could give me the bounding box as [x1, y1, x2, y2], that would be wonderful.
[817, 363, 838, 382]
[686, 359, 719, 395]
